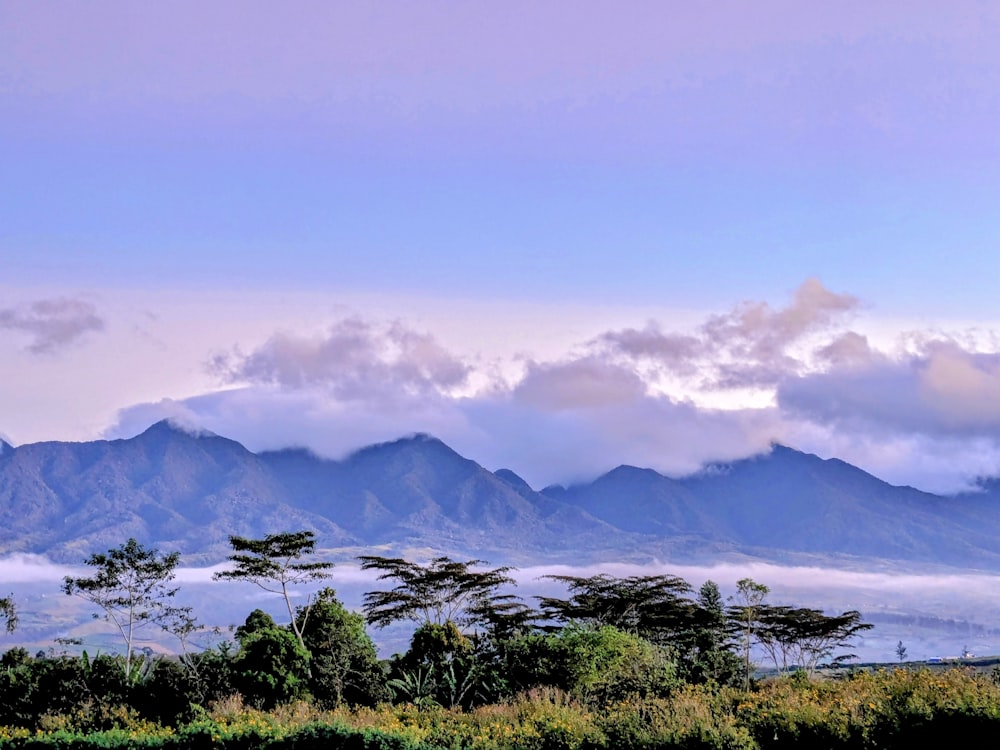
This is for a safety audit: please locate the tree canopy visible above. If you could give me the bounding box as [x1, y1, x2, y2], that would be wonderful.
[62, 538, 182, 678]
[756, 606, 872, 674]
[214, 531, 333, 649]
[358, 555, 521, 632]
[538, 573, 695, 644]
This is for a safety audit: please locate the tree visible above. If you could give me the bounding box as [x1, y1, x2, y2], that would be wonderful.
[389, 620, 478, 709]
[296, 587, 387, 708]
[895, 640, 907, 663]
[359, 555, 519, 632]
[503, 624, 679, 706]
[232, 609, 311, 709]
[62, 538, 182, 678]
[0, 595, 16, 634]
[538, 573, 695, 645]
[361, 556, 524, 710]
[757, 606, 872, 674]
[685, 580, 741, 685]
[729, 577, 769, 690]
[214, 531, 333, 649]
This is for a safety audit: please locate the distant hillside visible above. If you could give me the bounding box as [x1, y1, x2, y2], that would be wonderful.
[548, 445, 1000, 567]
[0, 421, 997, 569]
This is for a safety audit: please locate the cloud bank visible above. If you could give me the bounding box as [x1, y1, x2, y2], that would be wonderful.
[107, 280, 1000, 493]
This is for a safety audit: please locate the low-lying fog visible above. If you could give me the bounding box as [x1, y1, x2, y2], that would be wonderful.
[2, 554, 998, 664]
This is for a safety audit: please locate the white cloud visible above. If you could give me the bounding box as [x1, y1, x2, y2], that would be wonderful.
[91, 280, 1000, 493]
[213, 318, 471, 399]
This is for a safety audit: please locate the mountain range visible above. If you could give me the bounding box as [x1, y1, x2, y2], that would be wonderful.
[0, 420, 997, 570]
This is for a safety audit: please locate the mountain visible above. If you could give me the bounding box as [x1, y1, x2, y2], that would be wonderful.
[676, 448, 1000, 564]
[258, 433, 621, 554]
[0, 422, 997, 569]
[549, 444, 1000, 567]
[0, 422, 620, 563]
[0, 421, 356, 563]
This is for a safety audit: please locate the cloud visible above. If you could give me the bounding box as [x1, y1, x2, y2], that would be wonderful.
[211, 318, 470, 400]
[109, 386, 474, 466]
[779, 340, 1000, 439]
[814, 331, 879, 367]
[701, 278, 859, 387]
[461, 395, 780, 485]
[597, 324, 703, 375]
[512, 358, 648, 410]
[597, 278, 860, 388]
[0, 553, 78, 583]
[104, 281, 998, 493]
[110, 376, 782, 489]
[0, 297, 105, 353]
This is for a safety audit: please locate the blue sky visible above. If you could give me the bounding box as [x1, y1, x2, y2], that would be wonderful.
[1, 2, 997, 492]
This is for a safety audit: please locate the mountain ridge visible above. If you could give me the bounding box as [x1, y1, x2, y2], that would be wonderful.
[0, 420, 997, 569]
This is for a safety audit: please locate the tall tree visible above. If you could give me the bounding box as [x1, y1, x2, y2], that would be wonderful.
[0, 595, 16, 634]
[214, 531, 333, 649]
[295, 587, 387, 708]
[685, 580, 741, 685]
[359, 555, 519, 632]
[729, 577, 769, 690]
[62, 538, 182, 678]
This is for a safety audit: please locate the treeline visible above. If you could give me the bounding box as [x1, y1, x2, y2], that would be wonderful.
[1, 532, 998, 748]
[4, 532, 866, 721]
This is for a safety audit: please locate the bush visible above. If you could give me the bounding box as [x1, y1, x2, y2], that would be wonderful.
[504, 625, 679, 706]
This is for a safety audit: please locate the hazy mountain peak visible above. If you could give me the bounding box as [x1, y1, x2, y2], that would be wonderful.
[607, 464, 662, 478]
[396, 432, 442, 445]
[1, 421, 997, 569]
[494, 468, 534, 493]
[349, 432, 455, 460]
[139, 418, 219, 440]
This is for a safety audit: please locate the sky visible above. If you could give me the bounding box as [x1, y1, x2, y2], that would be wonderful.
[1, 2, 998, 494]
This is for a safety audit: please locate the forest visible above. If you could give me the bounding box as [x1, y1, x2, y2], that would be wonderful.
[0, 533, 997, 749]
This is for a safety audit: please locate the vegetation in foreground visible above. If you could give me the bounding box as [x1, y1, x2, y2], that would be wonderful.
[0, 666, 997, 749]
[0, 533, 997, 748]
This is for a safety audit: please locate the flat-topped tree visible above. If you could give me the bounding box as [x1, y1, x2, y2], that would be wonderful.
[538, 573, 695, 644]
[214, 531, 333, 649]
[359, 555, 522, 633]
[756, 606, 872, 674]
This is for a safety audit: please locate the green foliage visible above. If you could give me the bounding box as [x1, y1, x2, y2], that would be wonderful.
[233, 611, 311, 710]
[504, 624, 679, 706]
[1, 667, 999, 750]
[237, 610, 279, 644]
[215, 531, 334, 648]
[61, 538, 182, 679]
[538, 573, 694, 644]
[387, 621, 483, 709]
[729, 577, 769, 691]
[296, 588, 387, 708]
[683, 581, 743, 687]
[359, 556, 521, 633]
